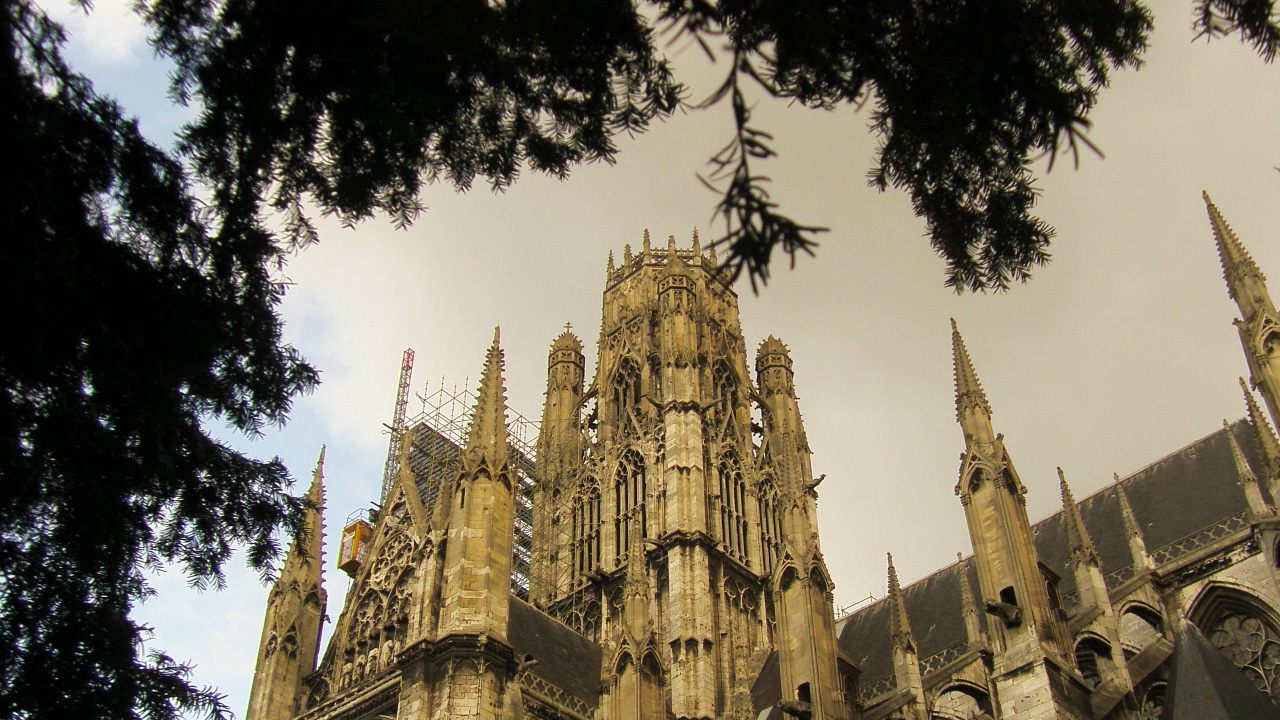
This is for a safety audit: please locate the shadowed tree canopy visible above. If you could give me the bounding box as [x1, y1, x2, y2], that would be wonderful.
[2, 0, 1279, 718]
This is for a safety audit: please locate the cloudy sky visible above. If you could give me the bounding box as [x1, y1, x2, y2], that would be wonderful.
[42, 0, 1280, 715]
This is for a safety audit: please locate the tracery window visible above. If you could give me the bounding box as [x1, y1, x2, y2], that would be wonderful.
[1139, 683, 1166, 720]
[571, 486, 601, 578]
[757, 473, 783, 574]
[614, 357, 642, 419]
[1119, 605, 1163, 658]
[1074, 637, 1114, 691]
[615, 450, 646, 559]
[712, 360, 739, 432]
[1206, 611, 1280, 702]
[717, 449, 749, 563]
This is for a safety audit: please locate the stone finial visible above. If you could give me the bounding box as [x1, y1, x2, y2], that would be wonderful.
[608, 249, 615, 275]
[1059, 468, 1099, 567]
[1205, 191, 1265, 302]
[296, 445, 327, 566]
[1114, 477, 1153, 569]
[643, 228, 651, 254]
[887, 553, 916, 654]
[624, 243, 633, 264]
[691, 227, 700, 255]
[708, 238, 718, 266]
[466, 328, 510, 462]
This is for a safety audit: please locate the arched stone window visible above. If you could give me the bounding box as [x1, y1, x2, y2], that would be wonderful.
[1119, 604, 1164, 658]
[1074, 636, 1115, 690]
[614, 450, 646, 559]
[712, 360, 739, 431]
[1139, 682, 1166, 720]
[929, 684, 992, 720]
[614, 357, 642, 419]
[571, 486, 601, 578]
[757, 473, 783, 574]
[1192, 586, 1280, 704]
[717, 449, 749, 563]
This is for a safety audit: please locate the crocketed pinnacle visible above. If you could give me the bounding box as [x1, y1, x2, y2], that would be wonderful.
[951, 319, 992, 424]
[1242, 377, 1280, 469]
[466, 328, 509, 461]
[624, 518, 648, 599]
[1205, 191, 1265, 303]
[285, 445, 327, 570]
[1059, 468, 1099, 566]
[1224, 419, 1259, 485]
[887, 553, 916, 653]
[1115, 476, 1142, 542]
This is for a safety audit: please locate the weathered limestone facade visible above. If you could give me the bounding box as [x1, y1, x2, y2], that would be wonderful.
[247, 197, 1280, 720]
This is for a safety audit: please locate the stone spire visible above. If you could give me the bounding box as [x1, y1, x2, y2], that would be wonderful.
[1243, 377, 1280, 491]
[887, 553, 926, 720]
[465, 327, 509, 469]
[1115, 477, 1153, 570]
[1059, 468, 1099, 567]
[245, 446, 328, 720]
[623, 517, 651, 642]
[951, 319, 995, 445]
[1225, 419, 1273, 519]
[1205, 191, 1267, 311]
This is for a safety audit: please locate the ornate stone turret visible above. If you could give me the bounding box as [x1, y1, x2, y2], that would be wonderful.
[246, 447, 328, 720]
[757, 337, 846, 720]
[950, 321, 1085, 720]
[957, 553, 987, 649]
[887, 554, 926, 720]
[1207, 192, 1280, 430]
[530, 327, 588, 605]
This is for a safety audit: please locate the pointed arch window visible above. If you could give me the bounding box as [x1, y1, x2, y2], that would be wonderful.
[1194, 587, 1280, 705]
[615, 450, 646, 558]
[758, 473, 783, 574]
[717, 449, 749, 563]
[614, 357, 642, 419]
[571, 485, 601, 579]
[712, 360, 739, 432]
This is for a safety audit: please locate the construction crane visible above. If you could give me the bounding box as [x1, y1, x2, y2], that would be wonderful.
[379, 348, 415, 505]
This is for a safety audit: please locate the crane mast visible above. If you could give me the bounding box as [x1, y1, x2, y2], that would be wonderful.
[379, 348, 415, 504]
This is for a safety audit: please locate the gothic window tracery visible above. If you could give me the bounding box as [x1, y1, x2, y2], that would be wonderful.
[758, 473, 783, 574]
[1194, 587, 1280, 705]
[717, 449, 749, 563]
[1139, 683, 1166, 720]
[614, 358, 642, 421]
[1119, 605, 1163, 658]
[1074, 637, 1114, 690]
[711, 360, 739, 434]
[615, 450, 646, 559]
[571, 485, 602, 579]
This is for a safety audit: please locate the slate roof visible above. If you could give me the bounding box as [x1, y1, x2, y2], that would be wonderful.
[835, 420, 1266, 691]
[508, 596, 603, 708]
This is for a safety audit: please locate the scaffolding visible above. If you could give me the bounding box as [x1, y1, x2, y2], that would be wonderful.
[399, 380, 540, 599]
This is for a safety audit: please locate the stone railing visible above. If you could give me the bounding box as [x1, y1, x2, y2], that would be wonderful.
[1150, 512, 1249, 567]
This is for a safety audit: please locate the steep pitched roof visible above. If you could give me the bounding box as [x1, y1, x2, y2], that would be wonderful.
[508, 596, 603, 708]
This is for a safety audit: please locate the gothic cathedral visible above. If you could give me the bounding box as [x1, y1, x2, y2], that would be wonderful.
[246, 197, 1280, 720]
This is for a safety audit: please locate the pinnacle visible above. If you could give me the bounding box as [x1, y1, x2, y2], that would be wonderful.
[1204, 191, 1264, 299]
[466, 328, 510, 456]
[1224, 418, 1258, 483]
[757, 335, 790, 357]
[951, 319, 992, 423]
[1059, 467, 1098, 563]
[886, 553, 915, 651]
[1115, 479, 1144, 541]
[1241, 377, 1280, 462]
[551, 325, 583, 354]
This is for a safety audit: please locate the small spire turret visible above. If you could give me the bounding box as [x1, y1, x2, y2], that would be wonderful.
[957, 553, 985, 647]
[1115, 478, 1153, 570]
[1205, 191, 1267, 310]
[1243, 378, 1280, 488]
[887, 553, 916, 655]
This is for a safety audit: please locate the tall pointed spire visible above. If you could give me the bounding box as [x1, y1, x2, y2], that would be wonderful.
[1225, 419, 1273, 518]
[887, 553, 916, 654]
[951, 319, 995, 444]
[466, 327, 509, 461]
[1205, 191, 1266, 307]
[1059, 468, 1099, 567]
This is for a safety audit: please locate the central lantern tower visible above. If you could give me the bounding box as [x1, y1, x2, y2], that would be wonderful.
[531, 232, 850, 720]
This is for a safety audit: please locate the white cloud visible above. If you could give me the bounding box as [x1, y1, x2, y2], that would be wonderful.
[39, 0, 149, 65]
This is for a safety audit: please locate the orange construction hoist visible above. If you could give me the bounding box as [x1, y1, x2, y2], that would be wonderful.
[337, 511, 374, 578]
